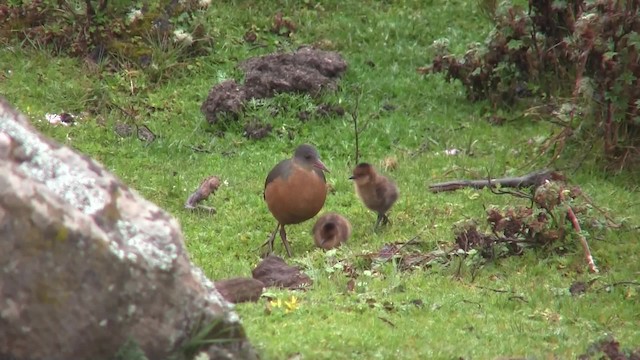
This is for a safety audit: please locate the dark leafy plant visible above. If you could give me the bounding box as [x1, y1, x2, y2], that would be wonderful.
[424, 0, 640, 169]
[0, 0, 213, 71]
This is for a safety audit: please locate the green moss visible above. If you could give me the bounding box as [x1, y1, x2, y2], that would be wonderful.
[55, 226, 69, 243]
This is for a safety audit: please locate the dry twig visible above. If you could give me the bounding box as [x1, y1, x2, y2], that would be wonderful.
[566, 205, 599, 273]
[429, 169, 562, 193]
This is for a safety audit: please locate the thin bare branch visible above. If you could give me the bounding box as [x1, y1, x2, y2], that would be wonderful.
[429, 169, 561, 193]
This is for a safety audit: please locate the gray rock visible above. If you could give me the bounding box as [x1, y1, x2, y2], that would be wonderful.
[0, 97, 256, 360]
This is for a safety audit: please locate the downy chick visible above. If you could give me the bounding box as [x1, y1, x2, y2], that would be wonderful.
[350, 163, 398, 231]
[312, 213, 351, 250]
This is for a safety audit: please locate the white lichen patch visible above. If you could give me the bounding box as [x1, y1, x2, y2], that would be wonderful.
[115, 218, 180, 272]
[2, 258, 18, 274]
[107, 239, 126, 261]
[1, 298, 21, 321]
[126, 252, 138, 262]
[0, 131, 12, 159]
[1, 162, 109, 254]
[1, 110, 187, 274]
[1, 120, 111, 216]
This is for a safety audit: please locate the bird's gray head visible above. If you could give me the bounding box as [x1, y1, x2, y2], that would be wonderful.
[294, 144, 329, 172]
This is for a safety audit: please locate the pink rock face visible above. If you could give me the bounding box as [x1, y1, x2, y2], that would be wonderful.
[0, 98, 255, 360]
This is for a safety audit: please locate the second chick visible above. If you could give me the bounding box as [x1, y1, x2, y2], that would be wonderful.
[350, 162, 399, 231]
[312, 213, 352, 250]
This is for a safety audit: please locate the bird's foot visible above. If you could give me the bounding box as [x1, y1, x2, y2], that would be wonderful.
[279, 226, 293, 257]
[260, 224, 280, 257]
[373, 213, 391, 233]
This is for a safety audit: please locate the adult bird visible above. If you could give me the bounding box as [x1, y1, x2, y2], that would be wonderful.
[350, 162, 399, 231]
[263, 144, 329, 256]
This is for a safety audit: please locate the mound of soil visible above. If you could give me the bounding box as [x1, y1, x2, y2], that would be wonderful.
[201, 47, 348, 125]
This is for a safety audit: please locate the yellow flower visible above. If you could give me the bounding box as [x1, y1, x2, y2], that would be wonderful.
[270, 298, 282, 308]
[284, 296, 299, 313]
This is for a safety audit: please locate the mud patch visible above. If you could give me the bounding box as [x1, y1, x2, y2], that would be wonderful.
[252, 255, 312, 290]
[243, 120, 273, 140]
[201, 47, 347, 125]
[200, 80, 247, 124]
[579, 336, 640, 360]
[297, 103, 345, 122]
[214, 277, 264, 304]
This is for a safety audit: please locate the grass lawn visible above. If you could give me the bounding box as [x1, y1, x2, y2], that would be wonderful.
[1, 0, 638, 359]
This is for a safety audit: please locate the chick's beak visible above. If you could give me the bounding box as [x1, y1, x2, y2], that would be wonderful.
[314, 160, 330, 173]
[348, 175, 356, 180]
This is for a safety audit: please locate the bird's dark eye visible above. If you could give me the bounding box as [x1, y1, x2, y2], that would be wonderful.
[305, 154, 312, 160]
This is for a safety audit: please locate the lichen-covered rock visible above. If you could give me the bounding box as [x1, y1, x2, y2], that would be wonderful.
[0, 97, 256, 360]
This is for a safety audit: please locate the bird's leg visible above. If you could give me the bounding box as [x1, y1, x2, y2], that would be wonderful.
[374, 213, 384, 232]
[261, 223, 280, 255]
[279, 225, 293, 257]
[374, 213, 391, 232]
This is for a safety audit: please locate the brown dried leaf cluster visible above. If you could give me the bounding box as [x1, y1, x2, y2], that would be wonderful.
[424, 1, 640, 167]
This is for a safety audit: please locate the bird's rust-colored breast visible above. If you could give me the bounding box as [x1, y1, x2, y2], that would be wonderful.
[265, 162, 327, 225]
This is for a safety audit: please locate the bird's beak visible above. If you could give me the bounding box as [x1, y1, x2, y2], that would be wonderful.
[348, 175, 356, 180]
[314, 160, 330, 173]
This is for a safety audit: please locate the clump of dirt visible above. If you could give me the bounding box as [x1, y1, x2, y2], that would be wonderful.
[201, 47, 348, 125]
[579, 336, 640, 360]
[114, 122, 135, 137]
[243, 120, 272, 140]
[252, 255, 312, 290]
[214, 277, 264, 304]
[568, 280, 598, 296]
[297, 103, 345, 122]
[200, 80, 247, 124]
[315, 104, 345, 118]
[243, 30, 257, 43]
